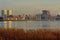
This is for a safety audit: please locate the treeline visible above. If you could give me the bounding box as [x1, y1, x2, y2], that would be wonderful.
[0, 28, 60, 40]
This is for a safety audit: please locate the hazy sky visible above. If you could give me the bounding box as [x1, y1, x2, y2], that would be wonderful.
[0, 0, 60, 15]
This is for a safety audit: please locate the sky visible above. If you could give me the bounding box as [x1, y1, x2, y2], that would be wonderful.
[0, 0, 60, 15]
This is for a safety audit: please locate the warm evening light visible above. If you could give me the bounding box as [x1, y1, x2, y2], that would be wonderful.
[0, 0, 60, 40]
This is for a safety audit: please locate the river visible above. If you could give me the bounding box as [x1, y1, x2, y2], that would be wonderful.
[0, 21, 60, 30]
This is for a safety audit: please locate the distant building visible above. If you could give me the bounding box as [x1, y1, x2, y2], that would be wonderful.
[25, 15, 30, 20]
[33, 14, 41, 21]
[1, 10, 12, 17]
[7, 10, 12, 16]
[0, 16, 3, 21]
[1, 10, 7, 16]
[56, 15, 60, 20]
[50, 16, 55, 21]
[41, 10, 51, 20]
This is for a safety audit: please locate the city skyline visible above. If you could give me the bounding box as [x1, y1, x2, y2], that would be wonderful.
[0, 0, 60, 15]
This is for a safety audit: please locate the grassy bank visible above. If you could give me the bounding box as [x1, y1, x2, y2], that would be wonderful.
[0, 28, 60, 40]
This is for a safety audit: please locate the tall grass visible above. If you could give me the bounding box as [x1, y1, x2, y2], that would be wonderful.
[0, 28, 59, 40]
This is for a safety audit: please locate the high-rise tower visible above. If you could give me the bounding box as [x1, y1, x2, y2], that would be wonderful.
[1, 10, 12, 17]
[7, 10, 12, 16]
[1, 10, 7, 16]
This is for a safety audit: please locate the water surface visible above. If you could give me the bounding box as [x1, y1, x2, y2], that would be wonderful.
[0, 21, 60, 30]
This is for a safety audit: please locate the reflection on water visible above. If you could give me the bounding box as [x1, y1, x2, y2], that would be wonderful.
[4, 21, 12, 29]
[0, 21, 60, 30]
[4, 21, 7, 29]
[41, 21, 50, 29]
[9, 21, 12, 28]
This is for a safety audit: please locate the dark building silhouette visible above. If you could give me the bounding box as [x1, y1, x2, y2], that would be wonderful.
[25, 15, 29, 20]
[0, 17, 3, 21]
[56, 15, 60, 20]
[41, 10, 51, 20]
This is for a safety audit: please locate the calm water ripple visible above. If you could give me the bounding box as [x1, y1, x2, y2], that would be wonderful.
[0, 21, 60, 30]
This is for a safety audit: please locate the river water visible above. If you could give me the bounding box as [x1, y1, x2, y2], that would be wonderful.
[0, 21, 60, 30]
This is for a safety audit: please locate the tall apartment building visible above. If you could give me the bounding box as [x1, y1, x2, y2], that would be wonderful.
[7, 10, 12, 16]
[1, 10, 12, 29]
[1, 10, 7, 16]
[1, 10, 12, 17]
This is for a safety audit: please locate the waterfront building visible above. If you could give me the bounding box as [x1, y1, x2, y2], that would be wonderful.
[41, 10, 51, 21]
[7, 10, 12, 16]
[25, 14, 33, 20]
[50, 16, 55, 21]
[28, 14, 34, 20]
[1, 10, 7, 16]
[56, 15, 60, 20]
[36, 14, 41, 21]
[33, 14, 41, 21]
[0, 16, 3, 21]
[25, 15, 30, 20]
[1, 10, 12, 17]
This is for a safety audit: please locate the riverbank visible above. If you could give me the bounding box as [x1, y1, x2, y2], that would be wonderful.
[0, 28, 59, 40]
